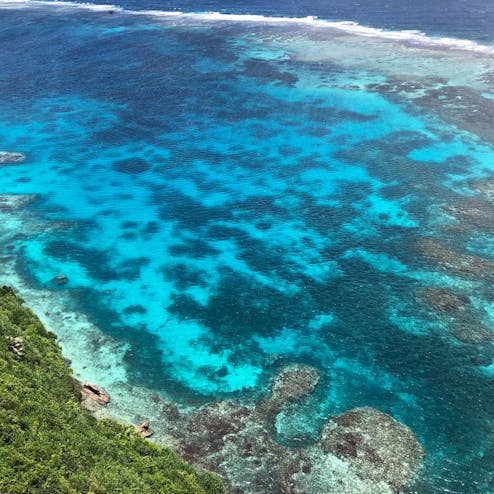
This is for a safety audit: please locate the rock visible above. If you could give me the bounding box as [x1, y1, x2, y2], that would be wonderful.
[319, 407, 424, 492]
[0, 151, 26, 164]
[52, 274, 69, 285]
[80, 382, 110, 411]
[6, 336, 24, 356]
[134, 420, 154, 438]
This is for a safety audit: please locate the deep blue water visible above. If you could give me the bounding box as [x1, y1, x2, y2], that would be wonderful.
[49, 0, 494, 43]
[1, 1, 494, 493]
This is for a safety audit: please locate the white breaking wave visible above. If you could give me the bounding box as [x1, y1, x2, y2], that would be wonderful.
[2, 0, 494, 54]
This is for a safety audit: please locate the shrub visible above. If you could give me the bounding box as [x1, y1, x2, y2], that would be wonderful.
[0, 286, 224, 494]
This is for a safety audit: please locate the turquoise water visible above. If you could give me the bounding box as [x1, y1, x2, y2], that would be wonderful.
[2, 2, 494, 492]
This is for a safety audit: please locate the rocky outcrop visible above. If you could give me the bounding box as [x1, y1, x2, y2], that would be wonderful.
[52, 274, 69, 286]
[6, 335, 24, 356]
[80, 382, 110, 411]
[0, 151, 26, 164]
[134, 420, 154, 438]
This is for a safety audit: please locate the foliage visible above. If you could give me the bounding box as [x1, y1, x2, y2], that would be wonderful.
[0, 286, 225, 494]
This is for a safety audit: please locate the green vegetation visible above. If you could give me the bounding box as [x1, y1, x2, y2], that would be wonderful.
[0, 286, 225, 494]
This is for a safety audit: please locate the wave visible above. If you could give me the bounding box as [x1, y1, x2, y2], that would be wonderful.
[3, 0, 494, 54]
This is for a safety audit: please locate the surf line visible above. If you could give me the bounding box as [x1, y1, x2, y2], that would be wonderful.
[3, 0, 494, 54]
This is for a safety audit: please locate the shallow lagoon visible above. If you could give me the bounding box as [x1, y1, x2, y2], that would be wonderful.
[1, 2, 494, 492]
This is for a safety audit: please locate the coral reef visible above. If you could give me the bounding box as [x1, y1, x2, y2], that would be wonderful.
[257, 363, 321, 421]
[270, 364, 321, 406]
[161, 365, 424, 494]
[415, 286, 469, 314]
[0, 193, 37, 211]
[112, 157, 151, 174]
[319, 407, 425, 491]
[417, 238, 494, 280]
[449, 322, 494, 345]
[443, 198, 494, 231]
[415, 286, 494, 345]
[469, 175, 494, 201]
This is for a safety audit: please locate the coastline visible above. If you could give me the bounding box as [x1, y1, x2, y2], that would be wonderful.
[1, 1, 494, 490]
[0, 284, 225, 494]
[0, 258, 426, 493]
[2, 270, 425, 494]
[0, 253, 186, 447]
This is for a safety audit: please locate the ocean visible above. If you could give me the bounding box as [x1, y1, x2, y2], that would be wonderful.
[1, 0, 494, 492]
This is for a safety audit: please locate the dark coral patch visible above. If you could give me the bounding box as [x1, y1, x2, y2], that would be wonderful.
[123, 304, 147, 315]
[142, 221, 159, 235]
[112, 157, 151, 174]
